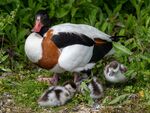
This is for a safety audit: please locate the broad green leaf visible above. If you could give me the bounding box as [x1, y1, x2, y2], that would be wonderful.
[80, 79, 94, 106]
[18, 28, 28, 40]
[0, 55, 8, 63]
[102, 96, 111, 105]
[124, 70, 137, 78]
[146, 17, 150, 28]
[95, 22, 101, 29]
[87, 0, 92, 2]
[119, 29, 125, 36]
[80, 82, 90, 92]
[0, 66, 11, 72]
[89, 8, 98, 25]
[108, 94, 130, 105]
[108, 23, 114, 33]
[104, 3, 112, 17]
[113, 4, 122, 15]
[0, 0, 16, 5]
[11, 25, 17, 39]
[113, 42, 133, 55]
[56, 5, 71, 18]
[55, 0, 74, 18]
[138, 54, 150, 63]
[101, 22, 108, 32]
[49, 1, 55, 17]
[71, 7, 78, 17]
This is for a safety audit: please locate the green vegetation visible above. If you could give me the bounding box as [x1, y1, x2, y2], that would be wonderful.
[0, 0, 150, 112]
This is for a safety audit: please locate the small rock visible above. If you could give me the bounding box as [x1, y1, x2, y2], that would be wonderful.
[0, 101, 4, 107]
[6, 108, 11, 113]
[72, 106, 79, 112]
[6, 99, 13, 106]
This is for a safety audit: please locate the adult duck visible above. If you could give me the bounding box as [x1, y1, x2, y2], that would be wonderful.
[25, 11, 124, 84]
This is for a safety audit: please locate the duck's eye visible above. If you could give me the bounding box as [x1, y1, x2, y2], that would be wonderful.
[36, 16, 41, 22]
[37, 19, 40, 22]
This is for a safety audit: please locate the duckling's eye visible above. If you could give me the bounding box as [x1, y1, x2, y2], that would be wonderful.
[109, 71, 115, 76]
[120, 65, 127, 73]
[69, 87, 72, 90]
[65, 93, 69, 97]
[109, 61, 118, 69]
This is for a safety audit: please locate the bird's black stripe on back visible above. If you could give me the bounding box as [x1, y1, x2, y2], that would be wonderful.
[89, 42, 113, 63]
[91, 79, 101, 95]
[51, 32, 95, 48]
[55, 89, 62, 100]
[40, 87, 55, 101]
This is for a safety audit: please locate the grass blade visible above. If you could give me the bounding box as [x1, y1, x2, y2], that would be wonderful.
[113, 42, 133, 55]
[108, 94, 130, 105]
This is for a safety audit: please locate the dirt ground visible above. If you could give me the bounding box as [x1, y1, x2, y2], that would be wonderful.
[0, 92, 150, 113]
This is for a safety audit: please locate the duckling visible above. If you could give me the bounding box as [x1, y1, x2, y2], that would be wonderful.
[75, 75, 103, 99]
[38, 81, 76, 106]
[87, 77, 104, 99]
[104, 61, 127, 83]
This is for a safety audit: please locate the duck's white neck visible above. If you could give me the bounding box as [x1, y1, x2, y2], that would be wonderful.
[25, 33, 43, 63]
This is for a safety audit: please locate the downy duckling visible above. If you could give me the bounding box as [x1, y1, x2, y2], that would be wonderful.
[38, 81, 76, 106]
[75, 76, 103, 99]
[88, 77, 104, 99]
[104, 61, 127, 83]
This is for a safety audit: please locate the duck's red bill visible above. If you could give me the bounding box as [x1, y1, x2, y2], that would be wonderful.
[32, 21, 43, 32]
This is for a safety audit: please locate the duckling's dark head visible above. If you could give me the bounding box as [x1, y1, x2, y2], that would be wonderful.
[104, 61, 128, 83]
[106, 61, 127, 76]
[109, 61, 119, 70]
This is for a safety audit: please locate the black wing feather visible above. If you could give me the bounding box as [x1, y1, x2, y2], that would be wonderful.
[51, 32, 95, 48]
[89, 42, 113, 63]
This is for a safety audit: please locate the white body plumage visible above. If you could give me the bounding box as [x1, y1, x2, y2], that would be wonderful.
[25, 33, 43, 63]
[25, 23, 114, 73]
[51, 23, 111, 41]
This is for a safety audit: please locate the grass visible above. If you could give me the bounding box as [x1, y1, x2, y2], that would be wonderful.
[0, 0, 150, 112]
[0, 63, 150, 113]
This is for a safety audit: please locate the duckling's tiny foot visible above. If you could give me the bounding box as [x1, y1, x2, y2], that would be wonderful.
[91, 102, 101, 112]
[37, 74, 60, 85]
[73, 72, 88, 83]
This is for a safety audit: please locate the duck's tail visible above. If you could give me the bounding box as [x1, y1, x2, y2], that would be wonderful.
[94, 35, 126, 45]
[110, 35, 127, 42]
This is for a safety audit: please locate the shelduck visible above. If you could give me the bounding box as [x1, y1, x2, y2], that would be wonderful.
[25, 11, 125, 84]
[104, 61, 128, 83]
